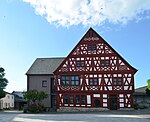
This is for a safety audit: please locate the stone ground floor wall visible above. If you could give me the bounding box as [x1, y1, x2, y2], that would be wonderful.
[57, 107, 109, 112]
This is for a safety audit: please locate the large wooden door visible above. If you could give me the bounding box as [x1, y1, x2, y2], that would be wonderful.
[109, 94, 117, 110]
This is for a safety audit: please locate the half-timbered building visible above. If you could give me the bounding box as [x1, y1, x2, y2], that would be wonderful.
[27, 28, 137, 112]
[54, 28, 137, 111]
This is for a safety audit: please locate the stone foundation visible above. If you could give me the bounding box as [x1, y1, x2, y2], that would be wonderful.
[118, 108, 134, 110]
[57, 107, 109, 112]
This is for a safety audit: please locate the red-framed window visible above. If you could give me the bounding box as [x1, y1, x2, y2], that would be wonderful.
[76, 61, 84, 67]
[70, 95, 74, 104]
[64, 94, 68, 104]
[89, 78, 98, 85]
[63, 94, 86, 105]
[101, 59, 110, 67]
[113, 77, 123, 86]
[61, 75, 79, 86]
[88, 45, 96, 51]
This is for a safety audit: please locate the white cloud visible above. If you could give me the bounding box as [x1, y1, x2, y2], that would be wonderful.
[23, 0, 150, 27]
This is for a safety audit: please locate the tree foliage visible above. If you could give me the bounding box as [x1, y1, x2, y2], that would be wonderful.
[0, 66, 8, 99]
[24, 89, 48, 104]
[147, 79, 150, 90]
[23, 89, 48, 113]
[146, 79, 150, 96]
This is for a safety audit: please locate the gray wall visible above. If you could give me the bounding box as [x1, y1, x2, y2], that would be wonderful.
[134, 95, 150, 107]
[27, 75, 54, 108]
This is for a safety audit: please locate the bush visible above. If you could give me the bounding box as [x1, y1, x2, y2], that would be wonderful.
[24, 104, 46, 113]
[134, 104, 148, 110]
[23, 108, 28, 113]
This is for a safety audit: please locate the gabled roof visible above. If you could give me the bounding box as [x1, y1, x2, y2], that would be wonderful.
[12, 91, 24, 98]
[135, 86, 147, 93]
[54, 27, 137, 74]
[26, 58, 65, 75]
[12, 91, 27, 102]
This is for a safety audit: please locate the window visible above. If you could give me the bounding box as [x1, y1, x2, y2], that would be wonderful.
[76, 61, 84, 67]
[113, 78, 123, 86]
[76, 95, 80, 104]
[8, 103, 10, 107]
[42, 80, 47, 87]
[12, 96, 13, 99]
[105, 60, 110, 66]
[70, 95, 74, 104]
[81, 95, 86, 105]
[101, 59, 110, 67]
[61, 75, 79, 86]
[89, 78, 98, 85]
[64, 95, 68, 104]
[71, 76, 79, 86]
[7, 96, 10, 99]
[88, 45, 96, 51]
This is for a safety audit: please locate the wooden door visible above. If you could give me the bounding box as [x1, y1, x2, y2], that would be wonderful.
[109, 94, 117, 110]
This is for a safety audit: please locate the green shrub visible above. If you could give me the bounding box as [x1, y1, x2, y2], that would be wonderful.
[24, 104, 46, 113]
[23, 108, 28, 113]
[134, 104, 148, 110]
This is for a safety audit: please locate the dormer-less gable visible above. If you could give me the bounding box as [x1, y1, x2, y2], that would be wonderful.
[54, 28, 137, 75]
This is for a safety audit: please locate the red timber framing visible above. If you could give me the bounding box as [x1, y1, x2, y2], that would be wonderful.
[54, 28, 137, 111]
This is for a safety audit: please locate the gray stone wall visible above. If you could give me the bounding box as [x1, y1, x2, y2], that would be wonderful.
[57, 107, 109, 112]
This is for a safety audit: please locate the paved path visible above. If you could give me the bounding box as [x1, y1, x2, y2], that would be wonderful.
[0, 110, 150, 122]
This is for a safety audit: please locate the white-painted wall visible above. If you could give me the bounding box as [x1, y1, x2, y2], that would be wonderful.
[0, 93, 14, 109]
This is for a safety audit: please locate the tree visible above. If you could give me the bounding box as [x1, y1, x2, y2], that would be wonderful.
[0, 66, 8, 99]
[23, 89, 48, 113]
[146, 79, 150, 96]
[24, 89, 48, 104]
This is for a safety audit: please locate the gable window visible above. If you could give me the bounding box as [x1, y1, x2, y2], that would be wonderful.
[113, 78, 123, 86]
[89, 78, 98, 85]
[61, 75, 79, 86]
[76, 61, 84, 67]
[64, 94, 68, 104]
[88, 45, 96, 51]
[42, 80, 47, 87]
[101, 59, 110, 67]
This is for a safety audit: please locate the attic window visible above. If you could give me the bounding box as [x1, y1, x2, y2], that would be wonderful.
[76, 61, 84, 67]
[101, 59, 110, 67]
[88, 45, 96, 51]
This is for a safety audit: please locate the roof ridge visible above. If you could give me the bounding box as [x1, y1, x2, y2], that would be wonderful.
[36, 57, 65, 59]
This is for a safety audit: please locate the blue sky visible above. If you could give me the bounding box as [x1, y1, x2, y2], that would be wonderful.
[0, 0, 150, 92]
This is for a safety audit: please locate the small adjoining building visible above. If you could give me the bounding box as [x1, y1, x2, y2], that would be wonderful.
[0, 93, 14, 110]
[26, 28, 137, 112]
[134, 86, 150, 107]
[12, 91, 27, 110]
[26, 58, 64, 111]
